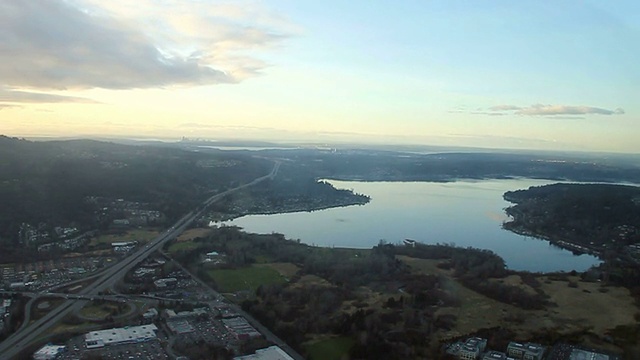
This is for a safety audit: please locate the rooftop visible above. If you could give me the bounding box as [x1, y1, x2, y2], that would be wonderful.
[234, 346, 294, 360]
[85, 324, 158, 348]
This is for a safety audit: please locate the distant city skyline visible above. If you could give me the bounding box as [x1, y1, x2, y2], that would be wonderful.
[1, 1, 639, 153]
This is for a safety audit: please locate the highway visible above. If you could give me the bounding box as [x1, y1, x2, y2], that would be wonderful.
[0, 162, 280, 359]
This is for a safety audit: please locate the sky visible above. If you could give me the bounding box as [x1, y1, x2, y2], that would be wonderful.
[1, 0, 639, 152]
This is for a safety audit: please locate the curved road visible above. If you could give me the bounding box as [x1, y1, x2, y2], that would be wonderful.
[0, 162, 280, 359]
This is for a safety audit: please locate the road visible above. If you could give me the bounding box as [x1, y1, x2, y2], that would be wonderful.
[0, 162, 280, 360]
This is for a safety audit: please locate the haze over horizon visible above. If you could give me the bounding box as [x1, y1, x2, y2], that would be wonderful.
[1, 1, 638, 153]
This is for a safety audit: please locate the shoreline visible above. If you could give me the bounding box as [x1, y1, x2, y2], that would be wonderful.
[503, 223, 602, 258]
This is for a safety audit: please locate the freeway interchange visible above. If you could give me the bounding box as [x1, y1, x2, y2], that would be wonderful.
[0, 161, 284, 359]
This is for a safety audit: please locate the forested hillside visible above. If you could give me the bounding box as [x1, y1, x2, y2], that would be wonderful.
[0, 136, 272, 259]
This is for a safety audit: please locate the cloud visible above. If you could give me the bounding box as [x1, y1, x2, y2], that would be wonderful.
[489, 105, 522, 111]
[0, 1, 290, 90]
[483, 104, 625, 117]
[0, 88, 98, 104]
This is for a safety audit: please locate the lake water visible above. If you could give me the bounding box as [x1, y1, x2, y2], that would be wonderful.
[221, 179, 601, 272]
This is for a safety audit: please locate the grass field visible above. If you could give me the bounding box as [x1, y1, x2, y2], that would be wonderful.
[305, 336, 355, 360]
[168, 241, 201, 253]
[89, 229, 159, 247]
[207, 265, 286, 293]
[255, 262, 300, 278]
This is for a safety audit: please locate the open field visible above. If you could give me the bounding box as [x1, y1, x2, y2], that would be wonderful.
[255, 262, 300, 278]
[207, 265, 286, 293]
[397, 256, 520, 337]
[89, 229, 160, 247]
[167, 241, 200, 254]
[304, 336, 355, 360]
[398, 256, 639, 340]
[537, 275, 637, 334]
[291, 274, 332, 288]
[51, 321, 97, 335]
[177, 228, 212, 242]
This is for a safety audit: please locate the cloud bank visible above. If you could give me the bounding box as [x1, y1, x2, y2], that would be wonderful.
[485, 104, 625, 117]
[0, 1, 289, 91]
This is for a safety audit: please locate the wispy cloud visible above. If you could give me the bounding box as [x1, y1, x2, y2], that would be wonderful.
[477, 104, 625, 117]
[489, 105, 522, 112]
[0, 88, 98, 104]
[515, 104, 624, 116]
[0, 1, 291, 91]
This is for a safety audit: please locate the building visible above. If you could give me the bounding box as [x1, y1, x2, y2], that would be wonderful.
[403, 239, 417, 247]
[142, 307, 159, 320]
[164, 307, 208, 320]
[166, 319, 196, 335]
[154, 277, 177, 289]
[222, 317, 261, 340]
[445, 337, 487, 360]
[84, 324, 158, 349]
[483, 350, 515, 360]
[547, 343, 620, 360]
[507, 342, 545, 360]
[458, 337, 487, 360]
[33, 344, 65, 360]
[234, 346, 294, 360]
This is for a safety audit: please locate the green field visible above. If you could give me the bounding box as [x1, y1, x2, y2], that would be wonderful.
[305, 336, 355, 360]
[168, 241, 200, 253]
[207, 265, 286, 293]
[89, 229, 159, 246]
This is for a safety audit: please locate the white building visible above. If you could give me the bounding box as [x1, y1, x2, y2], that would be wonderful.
[33, 344, 65, 360]
[85, 324, 158, 349]
[234, 346, 294, 360]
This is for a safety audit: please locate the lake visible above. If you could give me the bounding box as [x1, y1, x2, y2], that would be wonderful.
[220, 179, 601, 272]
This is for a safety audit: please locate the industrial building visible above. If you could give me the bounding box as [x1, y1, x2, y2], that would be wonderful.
[84, 324, 158, 349]
[222, 317, 261, 340]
